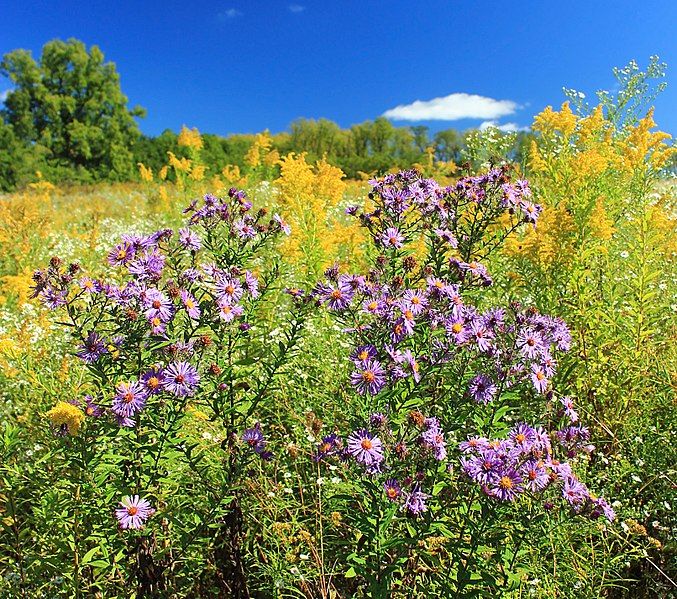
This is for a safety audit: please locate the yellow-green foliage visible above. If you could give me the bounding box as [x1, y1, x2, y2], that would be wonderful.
[502, 101, 676, 433]
[275, 152, 367, 278]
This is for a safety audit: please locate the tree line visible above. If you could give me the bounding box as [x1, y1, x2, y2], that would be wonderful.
[0, 38, 532, 191]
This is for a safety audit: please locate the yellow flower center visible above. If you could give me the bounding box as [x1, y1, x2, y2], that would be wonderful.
[499, 476, 513, 490]
[362, 370, 376, 383]
[361, 439, 373, 450]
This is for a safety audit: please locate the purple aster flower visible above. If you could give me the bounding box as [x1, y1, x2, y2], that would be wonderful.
[521, 201, 542, 224]
[314, 433, 342, 461]
[459, 436, 489, 453]
[469, 321, 493, 352]
[115, 495, 155, 530]
[180, 289, 201, 320]
[148, 316, 167, 336]
[215, 277, 244, 303]
[426, 277, 454, 298]
[369, 412, 387, 429]
[591, 497, 616, 522]
[547, 459, 573, 482]
[127, 250, 166, 281]
[462, 450, 501, 484]
[489, 469, 523, 501]
[181, 267, 201, 283]
[178, 227, 202, 251]
[112, 381, 148, 418]
[315, 282, 354, 311]
[350, 344, 378, 365]
[242, 423, 269, 456]
[403, 486, 429, 515]
[379, 227, 404, 249]
[521, 460, 550, 492]
[346, 429, 384, 466]
[79, 277, 101, 293]
[562, 475, 589, 507]
[446, 319, 469, 345]
[40, 287, 68, 309]
[399, 308, 416, 335]
[237, 272, 258, 300]
[400, 350, 422, 383]
[163, 361, 200, 397]
[350, 360, 387, 395]
[143, 289, 173, 322]
[273, 213, 291, 235]
[559, 396, 579, 423]
[107, 241, 135, 266]
[217, 301, 244, 322]
[77, 332, 108, 363]
[468, 374, 498, 404]
[509, 423, 536, 455]
[421, 425, 447, 461]
[400, 289, 428, 315]
[140, 366, 165, 395]
[433, 228, 458, 247]
[530, 364, 549, 394]
[555, 426, 592, 453]
[113, 412, 136, 428]
[383, 478, 402, 502]
[482, 308, 506, 331]
[234, 218, 257, 239]
[83, 395, 103, 418]
[362, 297, 386, 316]
[517, 329, 545, 360]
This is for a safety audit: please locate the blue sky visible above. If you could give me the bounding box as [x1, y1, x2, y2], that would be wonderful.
[1, 0, 676, 137]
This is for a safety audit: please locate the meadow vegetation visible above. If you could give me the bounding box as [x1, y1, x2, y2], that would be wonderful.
[0, 47, 675, 599]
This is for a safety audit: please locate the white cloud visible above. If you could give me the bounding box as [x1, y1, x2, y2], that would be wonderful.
[383, 92, 520, 122]
[288, 4, 305, 12]
[0, 90, 9, 103]
[219, 8, 242, 19]
[478, 120, 529, 133]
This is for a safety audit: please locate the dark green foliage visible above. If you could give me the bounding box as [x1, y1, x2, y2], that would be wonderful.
[1, 38, 144, 187]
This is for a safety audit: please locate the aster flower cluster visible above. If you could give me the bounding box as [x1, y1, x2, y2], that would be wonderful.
[316, 169, 614, 535]
[315, 411, 448, 516]
[349, 167, 540, 263]
[460, 422, 615, 521]
[314, 264, 571, 404]
[35, 190, 301, 532]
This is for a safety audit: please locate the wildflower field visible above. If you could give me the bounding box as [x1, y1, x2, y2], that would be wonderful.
[0, 56, 676, 599]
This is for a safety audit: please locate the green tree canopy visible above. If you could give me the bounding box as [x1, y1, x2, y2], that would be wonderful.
[1, 38, 144, 181]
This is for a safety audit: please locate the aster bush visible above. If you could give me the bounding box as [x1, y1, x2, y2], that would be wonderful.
[310, 169, 617, 596]
[27, 189, 314, 596]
